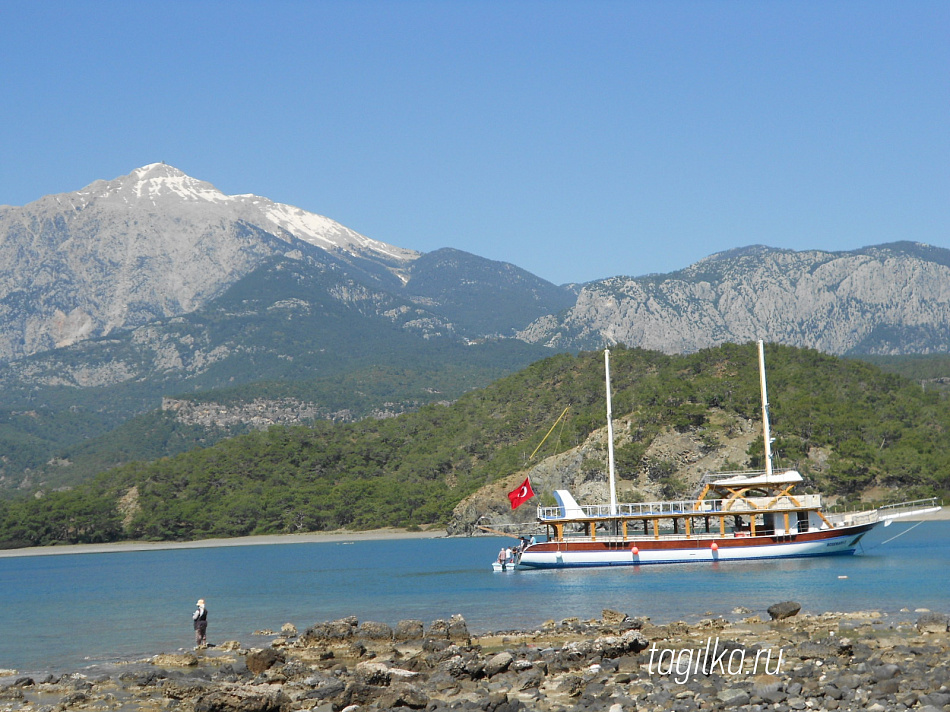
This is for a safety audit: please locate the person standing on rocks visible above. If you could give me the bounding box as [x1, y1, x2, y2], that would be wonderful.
[193, 599, 208, 648]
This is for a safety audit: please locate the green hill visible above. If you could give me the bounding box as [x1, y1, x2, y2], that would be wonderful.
[0, 256, 553, 493]
[1, 343, 948, 548]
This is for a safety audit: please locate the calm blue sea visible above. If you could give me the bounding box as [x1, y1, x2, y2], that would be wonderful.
[1, 520, 947, 676]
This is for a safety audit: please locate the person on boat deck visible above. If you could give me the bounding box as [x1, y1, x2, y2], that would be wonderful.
[193, 599, 208, 648]
[505, 546, 513, 563]
[497, 547, 508, 570]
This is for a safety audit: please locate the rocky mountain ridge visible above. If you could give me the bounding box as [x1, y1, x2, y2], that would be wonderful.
[518, 242, 950, 355]
[3, 164, 950, 372]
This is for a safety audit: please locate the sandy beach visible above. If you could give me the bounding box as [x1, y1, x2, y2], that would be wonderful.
[0, 526, 448, 559]
[0, 503, 944, 559]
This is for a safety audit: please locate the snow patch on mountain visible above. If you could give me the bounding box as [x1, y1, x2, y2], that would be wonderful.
[0, 163, 423, 363]
[129, 163, 231, 203]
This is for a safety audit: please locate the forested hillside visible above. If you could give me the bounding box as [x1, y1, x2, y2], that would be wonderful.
[1, 343, 948, 549]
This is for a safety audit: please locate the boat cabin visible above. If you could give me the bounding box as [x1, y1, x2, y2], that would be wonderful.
[538, 470, 832, 544]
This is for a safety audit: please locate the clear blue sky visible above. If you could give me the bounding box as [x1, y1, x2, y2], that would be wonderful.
[2, 1, 947, 285]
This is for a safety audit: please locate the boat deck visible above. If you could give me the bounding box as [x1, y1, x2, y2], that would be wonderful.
[538, 493, 824, 522]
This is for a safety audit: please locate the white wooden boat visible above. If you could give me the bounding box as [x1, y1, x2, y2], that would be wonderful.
[495, 342, 939, 571]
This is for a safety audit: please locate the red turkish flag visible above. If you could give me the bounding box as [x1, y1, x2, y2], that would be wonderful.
[507, 477, 535, 509]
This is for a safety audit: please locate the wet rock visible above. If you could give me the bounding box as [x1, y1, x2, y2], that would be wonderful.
[152, 651, 199, 667]
[245, 648, 284, 674]
[767, 601, 802, 620]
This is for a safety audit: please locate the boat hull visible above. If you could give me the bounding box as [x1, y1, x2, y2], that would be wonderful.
[514, 522, 879, 569]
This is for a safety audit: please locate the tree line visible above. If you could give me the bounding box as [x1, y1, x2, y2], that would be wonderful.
[1, 343, 948, 548]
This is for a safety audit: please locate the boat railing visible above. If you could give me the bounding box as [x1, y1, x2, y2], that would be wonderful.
[538, 493, 824, 521]
[876, 497, 941, 520]
[824, 497, 941, 526]
[824, 508, 880, 527]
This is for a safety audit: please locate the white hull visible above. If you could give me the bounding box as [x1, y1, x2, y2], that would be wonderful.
[512, 526, 875, 569]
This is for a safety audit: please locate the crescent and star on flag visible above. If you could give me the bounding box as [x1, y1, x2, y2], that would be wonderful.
[507, 476, 535, 509]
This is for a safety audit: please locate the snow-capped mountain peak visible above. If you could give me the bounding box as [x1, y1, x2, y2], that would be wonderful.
[127, 163, 231, 203]
[74, 162, 231, 205]
[0, 164, 422, 362]
[67, 163, 418, 263]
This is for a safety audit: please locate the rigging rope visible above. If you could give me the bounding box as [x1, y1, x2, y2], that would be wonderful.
[529, 407, 570, 461]
[862, 519, 925, 552]
[880, 519, 924, 545]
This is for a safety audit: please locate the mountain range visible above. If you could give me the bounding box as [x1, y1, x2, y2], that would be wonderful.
[3, 164, 949, 370]
[2, 164, 950, 493]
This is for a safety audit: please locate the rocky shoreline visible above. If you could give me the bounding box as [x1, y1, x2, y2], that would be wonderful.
[3, 605, 949, 712]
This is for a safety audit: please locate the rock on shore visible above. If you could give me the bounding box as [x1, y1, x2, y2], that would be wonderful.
[4, 606, 950, 711]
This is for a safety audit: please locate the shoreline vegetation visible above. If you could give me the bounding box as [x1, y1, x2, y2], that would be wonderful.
[6, 344, 950, 553]
[0, 506, 946, 559]
[3, 603, 950, 711]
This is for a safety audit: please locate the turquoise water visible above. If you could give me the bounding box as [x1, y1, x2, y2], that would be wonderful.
[1, 520, 947, 676]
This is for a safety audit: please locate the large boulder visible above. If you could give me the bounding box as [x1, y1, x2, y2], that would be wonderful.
[601, 609, 628, 626]
[245, 649, 285, 674]
[767, 601, 802, 620]
[151, 652, 198, 667]
[354, 661, 393, 686]
[395, 619, 425, 641]
[426, 615, 469, 641]
[377, 681, 429, 710]
[357, 621, 394, 640]
[193, 684, 287, 712]
[485, 652, 514, 677]
[300, 617, 358, 644]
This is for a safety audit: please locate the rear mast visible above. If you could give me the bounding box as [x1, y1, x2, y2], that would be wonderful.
[757, 340, 774, 478]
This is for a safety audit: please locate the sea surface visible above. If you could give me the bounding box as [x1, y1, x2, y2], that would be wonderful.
[2, 519, 947, 676]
